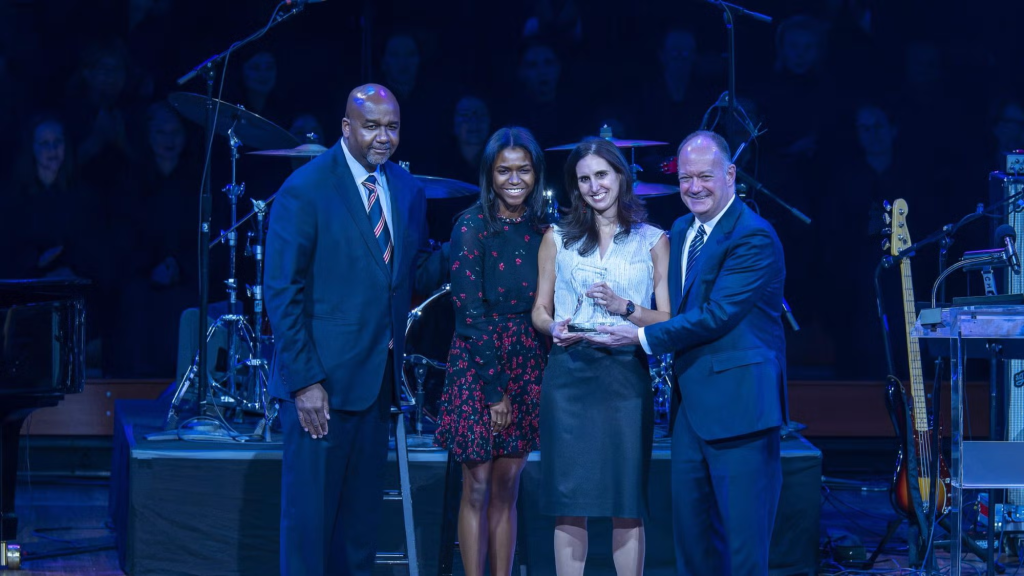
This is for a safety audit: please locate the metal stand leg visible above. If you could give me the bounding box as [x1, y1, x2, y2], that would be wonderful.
[376, 411, 419, 575]
[1, 418, 22, 570]
[438, 452, 461, 576]
[396, 414, 419, 576]
[158, 314, 271, 440]
[514, 479, 530, 576]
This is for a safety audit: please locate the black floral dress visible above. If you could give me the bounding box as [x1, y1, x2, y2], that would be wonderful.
[434, 207, 547, 463]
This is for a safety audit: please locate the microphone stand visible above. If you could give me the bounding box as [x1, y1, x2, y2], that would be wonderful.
[735, 167, 811, 225]
[697, 1, 817, 232]
[698, 0, 770, 149]
[175, 1, 311, 431]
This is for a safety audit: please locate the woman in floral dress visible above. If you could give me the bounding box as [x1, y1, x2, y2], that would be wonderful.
[434, 126, 548, 576]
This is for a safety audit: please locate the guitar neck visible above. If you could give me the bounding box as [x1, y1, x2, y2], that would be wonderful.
[899, 257, 928, 432]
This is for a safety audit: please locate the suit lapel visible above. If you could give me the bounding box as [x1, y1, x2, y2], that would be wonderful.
[669, 215, 691, 314]
[679, 199, 745, 310]
[329, 145, 390, 281]
[680, 236, 700, 306]
[383, 163, 407, 284]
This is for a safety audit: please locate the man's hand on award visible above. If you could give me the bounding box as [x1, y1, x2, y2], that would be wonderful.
[294, 382, 331, 439]
[593, 323, 641, 347]
[550, 317, 585, 347]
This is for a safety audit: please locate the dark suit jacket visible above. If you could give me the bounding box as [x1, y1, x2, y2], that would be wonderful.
[264, 142, 432, 411]
[644, 198, 788, 441]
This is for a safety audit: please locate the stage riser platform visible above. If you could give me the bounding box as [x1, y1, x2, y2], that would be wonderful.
[113, 402, 820, 576]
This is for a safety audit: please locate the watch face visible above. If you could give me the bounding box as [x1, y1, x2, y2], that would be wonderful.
[625, 302, 635, 316]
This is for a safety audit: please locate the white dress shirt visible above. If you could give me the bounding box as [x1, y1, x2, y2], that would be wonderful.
[340, 139, 393, 229]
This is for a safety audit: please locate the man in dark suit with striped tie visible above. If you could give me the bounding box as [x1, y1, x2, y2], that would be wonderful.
[265, 84, 438, 575]
[598, 130, 787, 575]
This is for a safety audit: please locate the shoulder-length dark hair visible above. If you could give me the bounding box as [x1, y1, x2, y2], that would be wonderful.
[475, 126, 547, 233]
[560, 137, 648, 256]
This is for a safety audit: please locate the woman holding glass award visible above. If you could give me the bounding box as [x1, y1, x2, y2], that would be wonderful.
[434, 127, 549, 576]
[531, 138, 670, 576]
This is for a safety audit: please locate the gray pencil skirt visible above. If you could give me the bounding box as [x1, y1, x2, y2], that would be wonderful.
[539, 343, 653, 519]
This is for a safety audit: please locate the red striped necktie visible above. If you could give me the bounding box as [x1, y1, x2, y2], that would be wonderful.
[361, 174, 393, 268]
[362, 174, 395, 349]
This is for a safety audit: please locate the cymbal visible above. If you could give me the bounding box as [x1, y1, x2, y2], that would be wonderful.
[247, 143, 328, 158]
[546, 138, 669, 151]
[634, 181, 678, 197]
[415, 175, 478, 199]
[169, 92, 299, 150]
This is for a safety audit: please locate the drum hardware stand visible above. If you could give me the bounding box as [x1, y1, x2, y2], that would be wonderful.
[401, 284, 451, 450]
[248, 198, 278, 440]
[174, 0, 315, 437]
[405, 354, 445, 450]
[159, 129, 277, 440]
[159, 313, 274, 440]
[224, 127, 245, 422]
[649, 353, 673, 429]
[596, 124, 648, 195]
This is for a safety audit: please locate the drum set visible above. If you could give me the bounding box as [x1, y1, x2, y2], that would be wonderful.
[159, 91, 679, 441]
[156, 92, 480, 439]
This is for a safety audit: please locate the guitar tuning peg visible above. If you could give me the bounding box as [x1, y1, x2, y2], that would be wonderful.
[881, 238, 891, 251]
[882, 227, 892, 236]
[883, 213, 892, 225]
[883, 200, 892, 212]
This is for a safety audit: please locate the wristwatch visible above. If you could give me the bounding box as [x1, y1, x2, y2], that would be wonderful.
[623, 301, 636, 318]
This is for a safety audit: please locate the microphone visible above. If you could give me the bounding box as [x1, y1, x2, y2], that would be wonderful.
[996, 224, 1021, 274]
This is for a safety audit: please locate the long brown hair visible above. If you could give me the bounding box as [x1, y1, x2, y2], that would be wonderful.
[559, 138, 648, 256]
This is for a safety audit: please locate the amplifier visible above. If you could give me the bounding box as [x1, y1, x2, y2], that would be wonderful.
[1006, 150, 1024, 175]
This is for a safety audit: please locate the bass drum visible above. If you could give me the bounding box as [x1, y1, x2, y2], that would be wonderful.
[401, 284, 454, 423]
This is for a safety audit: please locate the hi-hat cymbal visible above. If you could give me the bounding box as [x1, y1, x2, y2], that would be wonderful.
[248, 143, 328, 158]
[546, 138, 669, 152]
[169, 92, 299, 150]
[415, 175, 478, 199]
[634, 181, 678, 197]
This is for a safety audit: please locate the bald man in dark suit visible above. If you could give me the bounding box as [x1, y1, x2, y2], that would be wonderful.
[266, 83, 439, 575]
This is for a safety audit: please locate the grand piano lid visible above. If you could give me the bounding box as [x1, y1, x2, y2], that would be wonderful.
[0, 278, 91, 289]
[0, 278, 87, 395]
[0, 279, 90, 304]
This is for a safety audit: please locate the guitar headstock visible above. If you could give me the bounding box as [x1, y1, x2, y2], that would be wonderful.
[884, 199, 911, 257]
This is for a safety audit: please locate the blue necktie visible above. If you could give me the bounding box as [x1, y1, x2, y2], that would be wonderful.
[361, 174, 393, 268]
[685, 224, 706, 281]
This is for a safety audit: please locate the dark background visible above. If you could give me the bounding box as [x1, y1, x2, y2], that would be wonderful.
[1, 0, 1021, 381]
